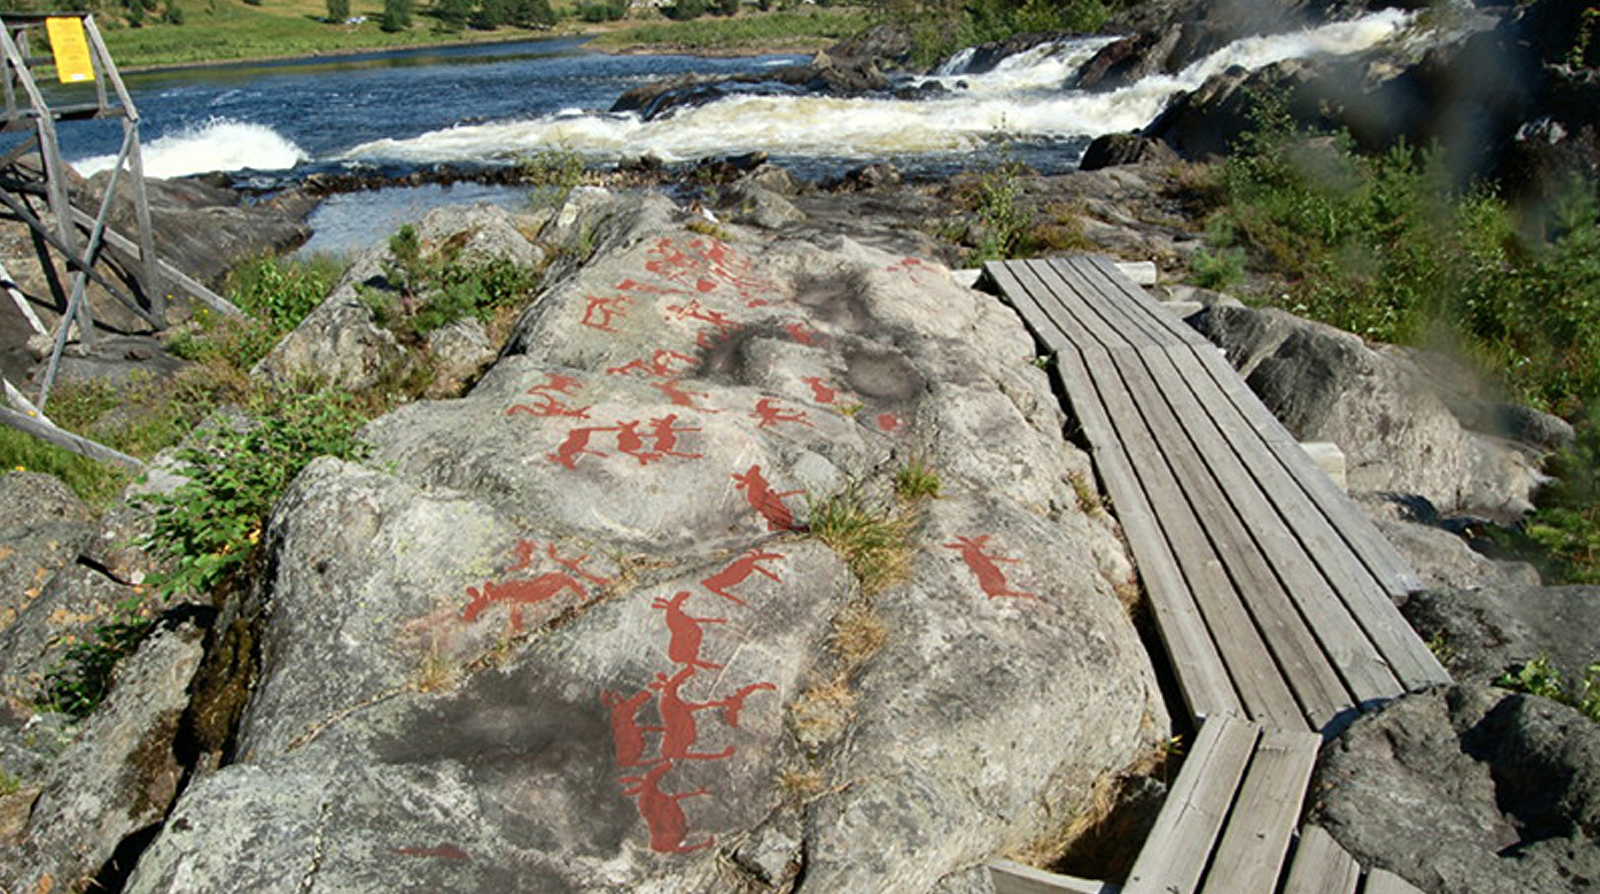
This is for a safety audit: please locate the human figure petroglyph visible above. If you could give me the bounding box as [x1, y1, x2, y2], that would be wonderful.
[651, 591, 726, 671]
[943, 534, 1037, 601]
[618, 761, 715, 854]
[646, 415, 703, 460]
[733, 465, 804, 532]
[751, 398, 811, 429]
[699, 549, 784, 606]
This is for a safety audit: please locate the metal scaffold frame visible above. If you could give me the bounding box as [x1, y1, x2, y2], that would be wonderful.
[0, 11, 238, 469]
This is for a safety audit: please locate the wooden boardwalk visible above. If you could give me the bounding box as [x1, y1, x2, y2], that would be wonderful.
[979, 255, 1448, 894]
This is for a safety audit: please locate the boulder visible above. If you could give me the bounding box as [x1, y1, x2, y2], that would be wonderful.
[1310, 684, 1600, 893]
[0, 620, 206, 894]
[825, 22, 914, 69]
[1401, 585, 1600, 687]
[714, 184, 806, 230]
[255, 203, 545, 393]
[1188, 304, 1546, 517]
[125, 195, 1166, 893]
[1079, 133, 1181, 171]
[0, 472, 94, 639]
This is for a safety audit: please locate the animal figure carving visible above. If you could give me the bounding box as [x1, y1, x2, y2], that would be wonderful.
[699, 549, 784, 606]
[666, 299, 737, 330]
[801, 376, 838, 405]
[651, 591, 726, 671]
[784, 321, 818, 345]
[508, 374, 591, 419]
[600, 687, 662, 769]
[581, 294, 631, 332]
[547, 425, 613, 470]
[733, 465, 804, 532]
[462, 543, 610, 632]
[618, 761, 714, 854]
[943, 534, 1036, 601]
[646, 415, 702, 460]
[607, 350, 697, 379]
[650, 666, 775, 760]
[650, 379, 718, 412]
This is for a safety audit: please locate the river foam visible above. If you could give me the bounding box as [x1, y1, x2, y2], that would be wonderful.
[70, 118, 308, 179]
[340, 8, 1411, 167]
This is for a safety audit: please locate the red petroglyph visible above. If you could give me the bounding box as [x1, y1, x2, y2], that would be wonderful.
[508, 374, 592, 420]
[393, 844, 471, 860]
[547, 425, 613, 470]
[650, 666, 776, 758]
[651, 591, 726, 671]
[617, 278, 684, 295]
[943, 534, 1037, 601]
[801, 376, 838, 405]
[666, 299, 737, 330]
[548, 417, 703, 469]
[582, 294, 632, 332]
[875, 413, 902, 433]
[607, 349, 698, 379]
[462, 543, 610, 633]
[695, 278, 717, 293]
[619, 761, 715, 854]
[614, 420, 665, 466]
[886, 256, 929, 283]
[601, 687, 663, 769]
[751, 398, 812, 429]
[733, 465, 804, 532]
[784, 321, 818, 345]
[650, 379, 719, 412]
[646, 415, 703, 460]
[640, 236, 779, 306]
[699, 549, 784, 606]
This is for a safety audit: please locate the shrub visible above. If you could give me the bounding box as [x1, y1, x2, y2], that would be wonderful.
[325, 0, 350, 20]
[661, 0, 705, 20]
[372, 224, 536, 341]
[41, 596, 156, 717]
[139, 387, 371, 602]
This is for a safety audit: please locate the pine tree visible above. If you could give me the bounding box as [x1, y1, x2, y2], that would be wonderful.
[326, 0, 350, 21]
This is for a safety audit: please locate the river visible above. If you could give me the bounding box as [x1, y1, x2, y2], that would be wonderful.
[39, 9, 1414, 254]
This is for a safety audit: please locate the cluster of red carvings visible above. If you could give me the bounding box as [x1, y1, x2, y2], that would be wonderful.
[462, 539, 611, 635]
[600, 548, 785, 853]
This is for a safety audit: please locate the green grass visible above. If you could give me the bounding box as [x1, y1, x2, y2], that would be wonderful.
[893, 456, 941, 502]
[1495, 656, 1600, 722]
[93, 0, 553, 69]
[808, 488, 915, 595]
[587, 9, 868, 51]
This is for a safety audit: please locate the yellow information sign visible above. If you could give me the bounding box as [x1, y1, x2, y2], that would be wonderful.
[45, 17, 96, 84]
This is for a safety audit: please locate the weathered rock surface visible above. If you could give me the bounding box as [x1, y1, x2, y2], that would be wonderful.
[1310, 684, 1600, 894]
[0, 621, 206, 894]
[255, 203, 546, 392]
[1401, 585, 1600, 687]
[0, 472, 95, 639]
[126, 192, 1165, 893]
[1189, 304, 1546, 516]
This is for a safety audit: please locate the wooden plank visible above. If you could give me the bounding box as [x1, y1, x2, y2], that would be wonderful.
[985, 261, 1080, 354]
[991, 260, 1108, 351]
[989, 860, 1119, 894]
[1085, 346, 1304, 729]
[65, 205, 241, 318]
[0, 404, 141, 470]
[1051, 255, 1183, 349]
[1077, 255, 1212, 347]
[1364, 869, 1426, 894]
[1279, 826, 1360, 894]
[1182, 346, 1447, 689]
[1137, 347, 1403, 711]
[1123, 715, 1259, 894]
[1113, 348, 1349, 729]
[1189, 345, 1425, 595]
[1197, 728, 1321, 893]
[1161, 347, 1435, 701]
[0, 258, 47, 335]
[1026, 257, 1160, 350]
[1054, 350, 1241, 721]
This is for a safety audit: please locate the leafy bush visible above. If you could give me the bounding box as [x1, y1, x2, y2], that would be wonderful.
[577, 0, 626, 22]
[139, 387, 371, 601]
[517, 147, 588, 207]
[371, 224, 536, 341]
[1495, 655, 1600, 722]
[661, 0, 706, 20]
[41, 596, 156, 717]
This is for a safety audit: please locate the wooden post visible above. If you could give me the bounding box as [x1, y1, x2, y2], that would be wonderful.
[0, 259, 48, 336]
[0, 404, 142, 471]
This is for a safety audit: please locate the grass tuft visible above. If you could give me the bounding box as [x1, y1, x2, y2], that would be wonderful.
[807, 488, 915, 596]
[893, 456, 941, 503]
